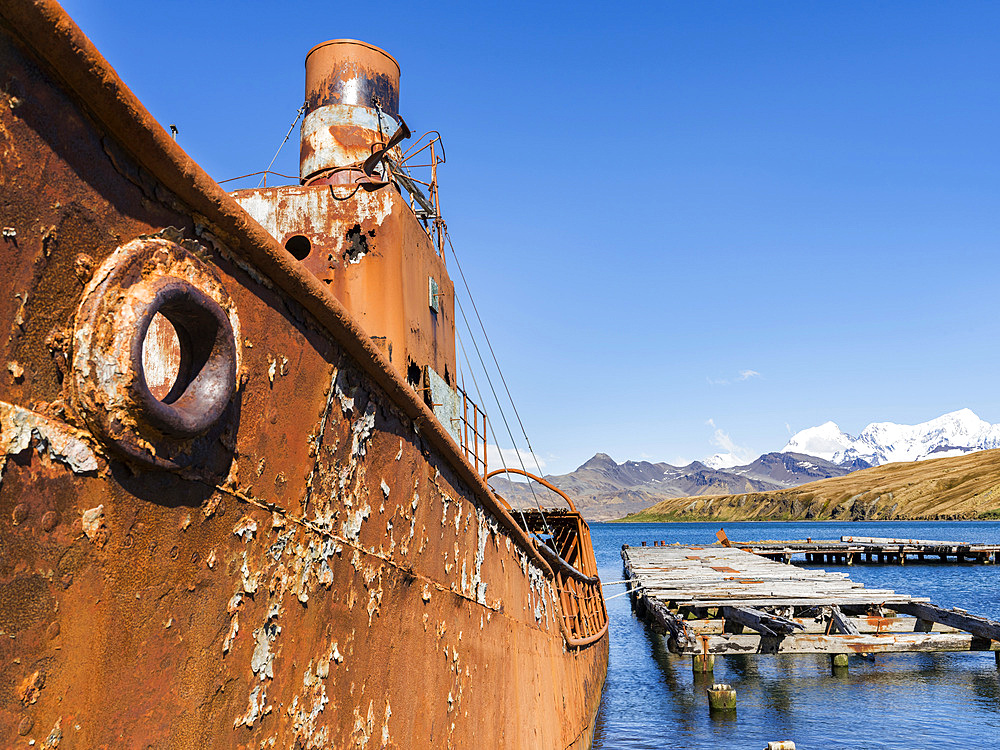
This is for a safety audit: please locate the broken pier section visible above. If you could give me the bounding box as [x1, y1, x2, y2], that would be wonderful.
[738, 535, 1000, 565]
[623, 544, 1000, 669]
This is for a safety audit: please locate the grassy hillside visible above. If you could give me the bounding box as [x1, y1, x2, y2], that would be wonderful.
[619, 448, 1000, 522]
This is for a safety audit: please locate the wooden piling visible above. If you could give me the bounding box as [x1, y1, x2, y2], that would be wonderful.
[692, 654, 715, 673]
[707, 683, 736, 711]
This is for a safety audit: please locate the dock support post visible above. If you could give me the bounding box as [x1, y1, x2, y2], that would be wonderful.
[693, 654, 715, 674]
[831, 654, 849, 673]
[995, 651, 1000, 670]
[707, 683, 736, 712]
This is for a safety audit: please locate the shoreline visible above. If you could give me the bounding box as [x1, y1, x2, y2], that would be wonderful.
[609, 511, 1000, 523]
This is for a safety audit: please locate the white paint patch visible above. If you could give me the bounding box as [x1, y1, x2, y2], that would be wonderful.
[251, 622, 280, 681]
[350, 402, 376, 458]
[234, 685, 266, 728]
[223, 613, 239, 654]
[233, 515, 257, 540]
[342, 502, 371, 542]
[81, 505, 104, 541]
[289, 661, 330, 744]
[334, 369, 355, 415]
[41, 716, 62, 749]
[381, 700, 392, 747]
[0, 401, 98, 484]
[472, 507, 490, 604]
[241, 552, 260, 594]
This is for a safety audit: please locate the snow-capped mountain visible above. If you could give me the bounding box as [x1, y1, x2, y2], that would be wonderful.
[704, 453, 745, 470]
[492, 409, 1000, 520]
[781, 408, 1000, 467]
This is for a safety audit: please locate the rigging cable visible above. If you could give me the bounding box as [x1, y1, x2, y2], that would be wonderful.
[453, 294, 554, 538]
[445, 232, 550, 490]
[258, 102, 307, 187]
[455, 330, 534, 534]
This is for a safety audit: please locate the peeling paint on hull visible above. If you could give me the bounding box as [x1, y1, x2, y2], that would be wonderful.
[0, 3, 607, 748]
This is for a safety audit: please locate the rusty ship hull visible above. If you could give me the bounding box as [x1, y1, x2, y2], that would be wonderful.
[0, 2, 608, 748]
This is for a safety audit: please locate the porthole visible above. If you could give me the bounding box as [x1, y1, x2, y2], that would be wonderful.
[285, 234, 312, 260]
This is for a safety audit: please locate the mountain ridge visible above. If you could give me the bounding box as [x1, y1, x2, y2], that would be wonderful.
[780, 408, 1000, 466]
[620, 448, 1000, 522]
[489, 409, 1000, 521]
[489, 450, 855, 521]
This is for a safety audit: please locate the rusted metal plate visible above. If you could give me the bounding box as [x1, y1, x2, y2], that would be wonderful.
[301, 39, 401, 184]
[0, 3, 608, 748]
[231, 184, 457, 392]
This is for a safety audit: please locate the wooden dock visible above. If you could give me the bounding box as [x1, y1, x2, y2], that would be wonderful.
[632, 535, 1000, 565]
[623, 544, 1000, 662]
[741, 535, 1000, 565]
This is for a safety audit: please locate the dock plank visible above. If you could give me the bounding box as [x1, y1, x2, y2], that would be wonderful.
[622, 543, 991, 659]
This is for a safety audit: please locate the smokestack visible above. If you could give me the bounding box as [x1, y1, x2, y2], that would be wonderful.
[300, 39, 401, 185]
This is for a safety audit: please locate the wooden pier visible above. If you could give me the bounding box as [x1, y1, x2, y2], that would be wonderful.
[623, 544, 1000, 662]
[633, 535, 1000, 565]
[742, 535, 1000, 566]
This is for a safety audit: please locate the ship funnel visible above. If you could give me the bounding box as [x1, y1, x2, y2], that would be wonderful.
[300, 39, 401, 185]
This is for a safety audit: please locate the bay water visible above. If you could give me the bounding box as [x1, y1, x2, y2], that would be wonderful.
[590, 521, 1000, 749]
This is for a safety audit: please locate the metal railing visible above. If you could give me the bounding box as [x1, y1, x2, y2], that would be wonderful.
[389, 130, 447, 259]
[532, 523, 609, 648]
[456, 386, 487, 480]
[484, 469, 609, 648]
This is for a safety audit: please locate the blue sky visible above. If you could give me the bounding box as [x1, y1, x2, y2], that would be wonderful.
[62, 1, 999, 474]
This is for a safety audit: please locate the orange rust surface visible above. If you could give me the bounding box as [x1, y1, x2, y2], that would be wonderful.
[230, 184, 457, 388]
[305, 39, 400, 115]
[0, 3, 608, 748]
[866, 616, 895, 633]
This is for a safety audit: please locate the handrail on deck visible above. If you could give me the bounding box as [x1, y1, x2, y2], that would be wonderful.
[457, 386, 488, 479]
[483, 468, 606, 647]
[484, 467, 578, 513]
[534, 539, 600, 585]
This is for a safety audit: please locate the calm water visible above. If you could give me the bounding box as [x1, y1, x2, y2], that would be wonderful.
[590, 521, 1000, 749]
